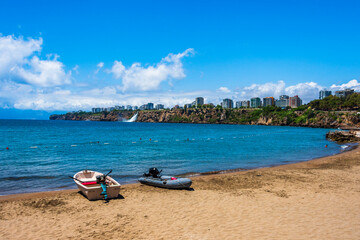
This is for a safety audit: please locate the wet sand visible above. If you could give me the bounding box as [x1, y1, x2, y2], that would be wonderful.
[1, 147, 360, 240]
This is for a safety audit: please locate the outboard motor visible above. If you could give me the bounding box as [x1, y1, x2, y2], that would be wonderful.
[96, 175, 108, 200]
[147, 167, 161, 178]
[96, 170, 112, 201]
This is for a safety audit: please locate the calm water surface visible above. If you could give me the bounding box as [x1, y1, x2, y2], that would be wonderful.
[0, 120, 342, 195]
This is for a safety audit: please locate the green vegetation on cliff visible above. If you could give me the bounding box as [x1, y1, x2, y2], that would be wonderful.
[308, 94, 360, 111]
[50, 93, 360, 128]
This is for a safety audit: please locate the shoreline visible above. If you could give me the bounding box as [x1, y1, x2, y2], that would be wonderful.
[1, 142, 357, 202]
[1, 141, 360, 239]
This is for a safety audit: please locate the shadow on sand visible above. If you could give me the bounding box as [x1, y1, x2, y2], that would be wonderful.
[77, 191, 125, 202]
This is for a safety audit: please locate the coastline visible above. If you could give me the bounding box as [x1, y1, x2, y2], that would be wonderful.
[1, 142, 360, 239]
[1, 142, 358, 201]
[0, 142, 353, 201]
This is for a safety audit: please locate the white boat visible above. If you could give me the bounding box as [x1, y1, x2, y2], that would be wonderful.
[73, 170, 121, 200]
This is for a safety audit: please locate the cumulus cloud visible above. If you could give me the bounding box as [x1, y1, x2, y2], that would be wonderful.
[14, 55, 71, 87]
[10, 86, 209, 111]
[235, 80, 324, 103]
[0, 34, 71, 87]
[241, 81, 286, 99]
[108, 48, 194, 92]
[2, 78, 359, 111]
[285, 82, 323, 101]
[218, 87, 231, 93]
[0, 35, 42, 76]
[330, 79, 360, 91]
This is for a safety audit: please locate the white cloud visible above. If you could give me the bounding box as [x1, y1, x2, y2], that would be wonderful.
[235, 80, 323, 103]
[94, 62, 104, 74]
[109, 61, 125, 78]
[0, 35, 42, 76]
[330, 79, 360, 91]
[2, 79, 359, 111]
[218, 87, 231, 93]
[241, 80, 286, 99]
[10, 86, 209, 111]
[14, 55, 71, 87]
[285, 82, 323, 101]
[0, 34, 71, 87]
[108, 48, 194, 92]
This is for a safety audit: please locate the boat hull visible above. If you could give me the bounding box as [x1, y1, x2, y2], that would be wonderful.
[74, 170, 121, 200]
[138, 176, 192, 189]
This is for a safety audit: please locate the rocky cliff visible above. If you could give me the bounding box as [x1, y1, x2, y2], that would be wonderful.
[50, 108, 360, 128]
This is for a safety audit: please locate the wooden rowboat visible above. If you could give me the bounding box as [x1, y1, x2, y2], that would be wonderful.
[73, 170, 121, 200]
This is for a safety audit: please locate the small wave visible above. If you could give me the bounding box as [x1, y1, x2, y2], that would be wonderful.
[71, 145, 77, 147]
[30, 146, 38, 149]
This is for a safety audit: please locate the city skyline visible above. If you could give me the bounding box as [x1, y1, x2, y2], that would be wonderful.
[1, 1, 360, 119]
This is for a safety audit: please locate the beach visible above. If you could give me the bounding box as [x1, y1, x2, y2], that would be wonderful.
[1, 147, 360, 240]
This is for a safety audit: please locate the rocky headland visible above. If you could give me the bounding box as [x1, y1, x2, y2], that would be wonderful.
[50, 108, 360, 129]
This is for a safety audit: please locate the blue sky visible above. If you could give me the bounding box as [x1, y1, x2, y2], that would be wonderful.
[1, 0, 360, 119]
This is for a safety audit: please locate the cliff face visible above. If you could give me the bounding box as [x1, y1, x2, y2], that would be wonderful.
[136, 109, 360, 128]
[49, 111, 134, 121]
[50, 108, 360, 128]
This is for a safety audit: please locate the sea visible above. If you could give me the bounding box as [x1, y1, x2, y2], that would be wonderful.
[0, 119, 346, 195]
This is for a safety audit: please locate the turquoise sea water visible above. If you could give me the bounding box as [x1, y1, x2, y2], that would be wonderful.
[0, 120, 342, 195]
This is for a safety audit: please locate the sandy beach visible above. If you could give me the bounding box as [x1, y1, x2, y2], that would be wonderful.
[1, 147, 360, 240]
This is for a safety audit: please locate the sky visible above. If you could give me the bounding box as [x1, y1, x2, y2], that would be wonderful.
[1, 0, 360, 119]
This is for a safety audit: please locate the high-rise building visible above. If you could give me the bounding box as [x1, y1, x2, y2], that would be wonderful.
[195, 97, 204, 108]
[235, 101, 241, 108]
[289, 95, 302, 108]
[221, 98, 233, 108]
[155, 104, 164, 110]
[250, 97, 261, 108]
[241, 100, 250, 108]
[275, 99, 289, 108]
[335, 89, 354, 98]
[92, 108, 104, 113]
[263, 97, 275, 107]
[146, 103, 154, 110]
[279, 95, 289, 100]
[319, 90, 332, 100]
[126, 105, 132, 110]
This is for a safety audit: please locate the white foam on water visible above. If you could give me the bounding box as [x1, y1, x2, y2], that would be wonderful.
[71, 145, 77, 147]
[104, 143, 109, 145]
[123, 112, 138, 122]
[30, 146, 38, 149]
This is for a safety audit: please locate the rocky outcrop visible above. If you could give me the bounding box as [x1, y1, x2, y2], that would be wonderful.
[50, 108, 360, 129]
[49, 111, 135, 121]
[326, 131, 360, 143]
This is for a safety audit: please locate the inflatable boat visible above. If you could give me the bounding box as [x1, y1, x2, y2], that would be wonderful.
[138, 168, 192, 189]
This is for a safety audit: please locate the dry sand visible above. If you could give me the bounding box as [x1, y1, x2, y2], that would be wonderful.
[1, 147, 360, 240]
